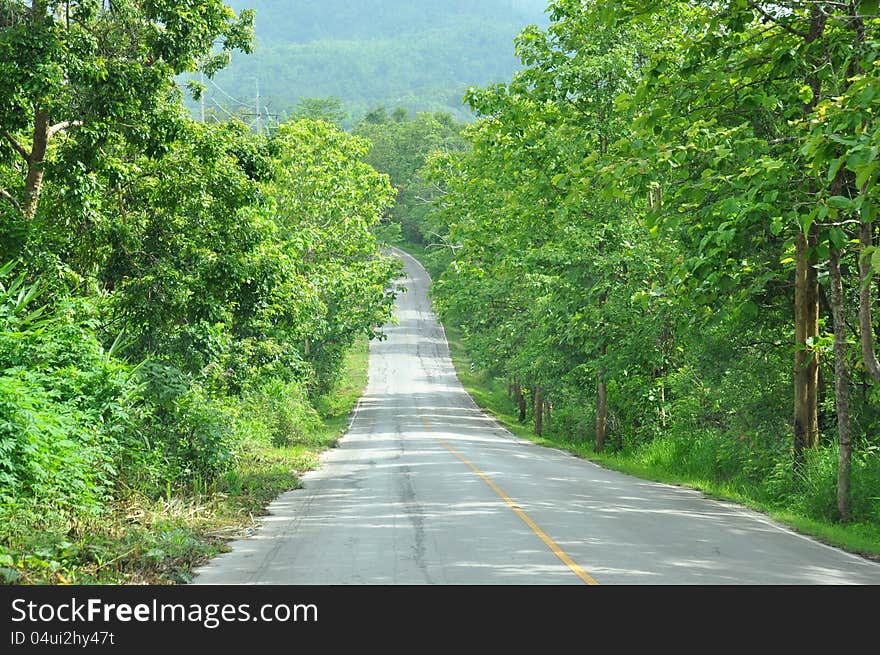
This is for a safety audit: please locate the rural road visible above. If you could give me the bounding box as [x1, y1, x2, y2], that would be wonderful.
[194, 250, 880, 585]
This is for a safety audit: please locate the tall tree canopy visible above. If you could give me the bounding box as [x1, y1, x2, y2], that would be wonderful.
[407, 0, 880, 522]
[0, 0, 254, 227]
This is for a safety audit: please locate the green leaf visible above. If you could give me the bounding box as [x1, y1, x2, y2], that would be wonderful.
[827, 156, 845, 184]
[827, 195, 853, 210]
[862, 1, 879, 16]
[872, 248, 880, 273]
[855, 163, 876, 190]
[551, 173, 569, 188]
[798, 85, 814, 104]
[828, 227, 848, 250]
[799, 212, 815, 235]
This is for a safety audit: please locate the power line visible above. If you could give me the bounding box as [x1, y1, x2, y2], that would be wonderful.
[204, 77, 251, 108]
[207, 97, 242, 121]
[200, 77, 280, 134]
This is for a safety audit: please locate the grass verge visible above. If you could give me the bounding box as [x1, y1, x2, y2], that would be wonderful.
[444, 324, 880, 560]
[0, 338, 370, 585]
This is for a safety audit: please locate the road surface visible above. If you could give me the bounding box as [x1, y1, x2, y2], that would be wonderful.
[193, 250, 880, 585]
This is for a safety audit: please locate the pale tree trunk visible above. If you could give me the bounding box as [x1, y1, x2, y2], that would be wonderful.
[515, 383, 526, 423]
[794, 227, 820, 460]
[1, 4, 81, 220]
[594, 341, 608, 453]
[21, 1, 49, 218]
[23, 108, 49, 220]
[659, 382, 667, 428]
[595, 374, 607, 453]
[3, 111, 80, 220]
[828, 248, 853, 521]
[594, 285, 609, 452]
[534, 386, 543, 437]
[859, 219, 880, 383]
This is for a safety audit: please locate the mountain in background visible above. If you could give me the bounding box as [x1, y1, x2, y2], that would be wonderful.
[190, 0, 550, 124]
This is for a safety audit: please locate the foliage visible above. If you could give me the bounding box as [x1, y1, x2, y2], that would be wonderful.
[405, 0, 880, 527]
[353, 108, 467, 249]
[0, 265, 134, 512]
[0, 2, 401, 584]
[291, 97, 348, 126]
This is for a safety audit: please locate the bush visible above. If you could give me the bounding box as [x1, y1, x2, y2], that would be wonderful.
[133, 362, 237, 492]
[850, 445, 880, 522]
[0, 268, 136, 512]
[236, 378, 322, 448]
[0, 374, 112, 511]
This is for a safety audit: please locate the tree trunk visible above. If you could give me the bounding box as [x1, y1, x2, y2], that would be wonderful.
[859, 219, 880, 383]
[790, 4, 827, 464]
[515, 383, 526, 423]
[534, 386, 543, 436]
[23, 0, 51, 218]
[595, 374, 607, 453]
[794, 228, 820, 459]
[595, 343, 608, 454]
[659, 382, 667, 428]
[22, 109, 49, 220]
[828, 248, 853, 521]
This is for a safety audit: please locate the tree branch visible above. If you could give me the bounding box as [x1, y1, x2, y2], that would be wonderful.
[748, 1, 811, 39]
[0, 188, 21, 213]
[3, 131, 30, 162]
[46, 120, 82, 139]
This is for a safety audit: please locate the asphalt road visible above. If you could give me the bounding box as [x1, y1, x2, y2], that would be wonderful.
[193, 250, 880, 585]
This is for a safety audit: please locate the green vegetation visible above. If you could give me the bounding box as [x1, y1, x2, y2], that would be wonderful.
[0, 1, 397, 584]
[370, 0, 880, 550]
[191, 0, 550, 122]
[4, 0, 880, 584]
[446, 323, 880, 558]
[353, 107, 467, 257]
[0, 337, 370, 584]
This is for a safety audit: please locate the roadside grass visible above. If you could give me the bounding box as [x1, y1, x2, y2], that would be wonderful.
[443, 324, 880, 560]
[0, 338, 370, 585]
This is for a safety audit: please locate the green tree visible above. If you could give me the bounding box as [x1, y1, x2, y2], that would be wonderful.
[354, 108, 466, 247]
[291, 97, 348, 126]
[426, 0, 880, 521]
[0, 0, 253, 227]
[266, 119, 400, 392]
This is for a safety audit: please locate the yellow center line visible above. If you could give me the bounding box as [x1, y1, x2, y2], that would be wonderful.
[420, 416, 599, 586]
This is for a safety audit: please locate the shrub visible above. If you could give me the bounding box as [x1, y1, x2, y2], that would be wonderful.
[0, 266, 136, 511]
[133, 362, 237, 492]
[236, 378, 322, 447]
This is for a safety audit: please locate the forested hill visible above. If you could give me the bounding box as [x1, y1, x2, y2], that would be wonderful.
[197, 0, 549, 122]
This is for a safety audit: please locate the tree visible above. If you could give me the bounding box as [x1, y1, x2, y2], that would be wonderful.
[0, 0, 254, 226]
[354, 109, 466, 246]
[602, 1, 879, 469]
[291, 97, 348, 126]
[798, 0, 880, 518]
[266, 119, 400, 392]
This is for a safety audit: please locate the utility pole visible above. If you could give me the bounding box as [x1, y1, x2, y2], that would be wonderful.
[255, 79, 262, 136]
